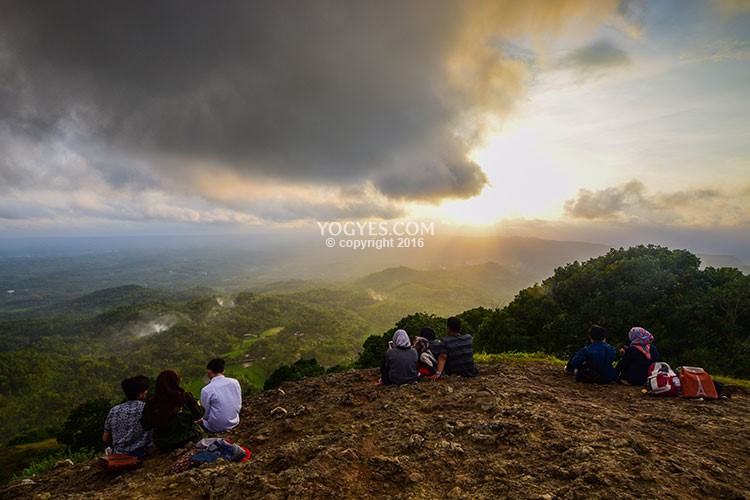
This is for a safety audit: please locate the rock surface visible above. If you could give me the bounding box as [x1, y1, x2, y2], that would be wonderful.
[2, 362, 749, 499]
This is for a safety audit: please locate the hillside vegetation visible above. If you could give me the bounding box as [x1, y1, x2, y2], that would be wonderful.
[475, 246, 750, 378]
[2, 245, 749, 450]
[0, 289, 372, 441]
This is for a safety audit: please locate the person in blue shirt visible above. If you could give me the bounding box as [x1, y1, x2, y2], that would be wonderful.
[565, 325, 619, 384]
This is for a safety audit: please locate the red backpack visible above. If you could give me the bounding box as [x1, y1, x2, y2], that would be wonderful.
[644, 362, 680, 397]
[677, 366, 718, 399]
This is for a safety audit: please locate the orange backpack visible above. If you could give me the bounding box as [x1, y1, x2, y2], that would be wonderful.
[677, 366, 718, 399]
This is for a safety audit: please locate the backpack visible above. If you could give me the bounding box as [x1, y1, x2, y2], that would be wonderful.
[677, 366, 718, 399]
[644, 362, 680, 397]
[417, 351, 437, 378]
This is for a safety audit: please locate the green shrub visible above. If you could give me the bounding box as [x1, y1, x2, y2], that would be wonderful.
[4, 426, 61, 447]
[263, 358, 325, 390]
[56, 398, 112, 453]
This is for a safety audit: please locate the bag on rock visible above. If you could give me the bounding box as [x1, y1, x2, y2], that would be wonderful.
[96, 453, 142, 472]
[644, 362, 680, 397]
[677, 366, 718, 399]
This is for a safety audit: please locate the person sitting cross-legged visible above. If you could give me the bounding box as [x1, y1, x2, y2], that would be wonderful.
[565, 325, 619, 384]
[198, 358, 242, 433]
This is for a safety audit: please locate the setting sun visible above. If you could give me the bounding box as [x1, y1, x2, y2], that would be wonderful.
[433, 123, 577, 225]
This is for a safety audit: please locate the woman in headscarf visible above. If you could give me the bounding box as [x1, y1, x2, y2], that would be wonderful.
[379, 329, 418, 386]
[616, 327, 662, 386]
[140, 370, 203, 451]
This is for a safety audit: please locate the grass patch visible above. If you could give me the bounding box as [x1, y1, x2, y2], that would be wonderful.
[224, 326, 283, 359]
[229, 362, 267, 390]
[225, 337, 260, 357]
[9, 446, 96, 483]
[182, 362, 267, 397]
[0, 439, 61, 485]
[476, 352, 566, 366]
[181, 377, 206, 398]
[260, 326, 283, 338]
[714, 375, 750, 393]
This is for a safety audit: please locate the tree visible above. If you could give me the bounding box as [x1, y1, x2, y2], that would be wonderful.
[476, 245, 750, 378]
[263, 358, 325, 390]
[57, 398, 113, 452]
[355, 312, 446, 368]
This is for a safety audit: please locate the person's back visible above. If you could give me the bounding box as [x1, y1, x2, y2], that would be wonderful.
[440, 334, 478, 377]
[385, 344, 419, 385]
[381, 329, 418, 386]
[617, 327, 661, 386]
[200, 358, 242, 433]
[141, 370, 203, 451]
[566, 325, 619, 384]
[103, 376, 153, 458]
[432, 317, 478, 379]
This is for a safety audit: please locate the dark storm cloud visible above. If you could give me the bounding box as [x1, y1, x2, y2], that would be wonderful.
[374, 144, 488, 200]
[561, 40, 631, 72]
[0, 0, 489, 201]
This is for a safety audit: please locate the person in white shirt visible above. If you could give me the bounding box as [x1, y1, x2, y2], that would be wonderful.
[198, 358, 242, 433]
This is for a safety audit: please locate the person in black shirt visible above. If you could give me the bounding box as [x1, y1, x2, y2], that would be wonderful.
[616, 326, 661, 386]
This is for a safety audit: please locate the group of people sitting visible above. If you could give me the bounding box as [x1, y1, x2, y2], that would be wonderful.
[103, 358, 242, 458]
[379, 317, 705, 395]
[380, 316, 478, 386]
[565, 324, 724, 393]
[565, 325, 659, 385]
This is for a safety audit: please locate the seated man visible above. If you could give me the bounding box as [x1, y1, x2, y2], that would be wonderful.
[431, 316, 478, 380]
[566, 325, 619, 384]
[103, 375, 153, 458]
[199, 358, 242, 433]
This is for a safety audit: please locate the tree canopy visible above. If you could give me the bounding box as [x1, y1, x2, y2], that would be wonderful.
[474, 245, 750, 377]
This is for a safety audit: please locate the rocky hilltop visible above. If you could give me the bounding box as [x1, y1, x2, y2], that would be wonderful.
[3, 361, 749, 499]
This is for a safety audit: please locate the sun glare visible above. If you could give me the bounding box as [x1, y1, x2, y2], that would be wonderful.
[436, 124, 576, 226]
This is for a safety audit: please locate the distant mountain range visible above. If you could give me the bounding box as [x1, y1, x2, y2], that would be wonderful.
[1, 235, 746, 318]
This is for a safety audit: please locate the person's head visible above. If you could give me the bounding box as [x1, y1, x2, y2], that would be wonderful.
[420, 327, 436, 341]
[588, 325, 607, 342]
[628, 327, 654, 346]
[446, 316, 461, 335]
[154, 369, 182, 397]
[121, 375, 150, 400]
[392, 329, 411, 348]
[413, 336, 430, 354]
[206, 358, 226, 378]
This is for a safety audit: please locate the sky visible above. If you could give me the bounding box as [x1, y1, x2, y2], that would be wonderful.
[1, 0, 749, 259]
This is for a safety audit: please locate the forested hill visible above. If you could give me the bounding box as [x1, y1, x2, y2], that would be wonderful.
[355, 246, 750, 381]
[3, 360, 749, 499]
